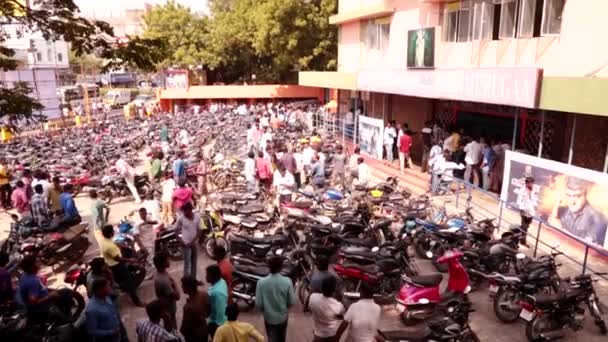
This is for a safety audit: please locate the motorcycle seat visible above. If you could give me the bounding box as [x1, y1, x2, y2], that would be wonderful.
[310, 224, 334, 235]
[219, 192, 239, 202]
[380, 328, 430, 341]
[532, 292, 564, 308]
[388, 193, 404, 202]
[341, 238, 376, 247]
[298, 190, 316, 199]
[407, 273, 443, 286]
[238, 203, 265, 215]
[291, 200, 314, 209]
[240, 218, 258, 229]
[245, 234, 286, 245]
[235, 264, 270, 277]
[372, 218, 392, 231]
[415, 219, 446, 230]
[341, 263, 380, 274]
[254, 214, 271, 223]
[341, 248, 376, 260]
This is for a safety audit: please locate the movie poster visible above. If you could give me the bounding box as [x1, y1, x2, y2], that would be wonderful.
[358, 115, 384, 160]
[501, 151, 608, 249]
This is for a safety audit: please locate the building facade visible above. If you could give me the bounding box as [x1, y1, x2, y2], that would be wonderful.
[300, 0, 608, 171]
[2, 23, 69, 119]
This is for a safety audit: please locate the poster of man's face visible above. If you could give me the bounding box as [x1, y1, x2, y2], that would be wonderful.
[503, 154, 608, 249]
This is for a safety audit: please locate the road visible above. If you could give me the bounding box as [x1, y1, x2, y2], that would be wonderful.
[0, 151, 606, 341]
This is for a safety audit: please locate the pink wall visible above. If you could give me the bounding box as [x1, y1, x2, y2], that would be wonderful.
[337, 0, 608, 77]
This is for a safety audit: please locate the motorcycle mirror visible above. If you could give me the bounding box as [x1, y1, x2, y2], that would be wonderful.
[426, 251, 433, 259]
[275, 249, 284, 256]
[418, 298, 430, 305]
[516, 253, 526, 260]
[371, 246, 380, 252]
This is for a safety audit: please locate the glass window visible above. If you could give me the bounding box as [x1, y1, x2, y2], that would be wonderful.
[517, 0, 537, 38]
[541, 0, 564, 35]
[472, 1, 496, 40]
[47, 49, 52, 61]
[36, 51, 42, 61]
[443, 10, 459, 42]
[499, 0, 517, 39]
[457, 7, 472, 42]
[379, 23, 390, 52]
[363, 19, 391, 53]
[57, 53, 63, 62]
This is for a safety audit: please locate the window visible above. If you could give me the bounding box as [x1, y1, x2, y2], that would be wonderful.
[36, 51, 42, 61]
[457, 2, 472, 42]
[443, 1, 474, 42]
[57, 52, 63, 62]
[541, 0, 564, 35]
[517, 0, 537, 37]
[363, 18, 391, 53]
[47, 49, 52, 61]
[443, 10, 459, 42]
[472, 1, 496, 40]
[499, 0, 518, 38]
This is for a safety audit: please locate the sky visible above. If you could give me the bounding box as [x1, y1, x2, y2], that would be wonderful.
[75, 0, 209, 16]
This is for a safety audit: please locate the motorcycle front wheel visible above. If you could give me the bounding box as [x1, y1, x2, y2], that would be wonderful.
[164, 239, 184, 261]
[493, 287, 522, 323]
[297, 278, 311, 311]
[525, 314, 560, 342]
[232, 276, 256, 312]
[202, 235, 228, 259]
[589, 297, 608, 335]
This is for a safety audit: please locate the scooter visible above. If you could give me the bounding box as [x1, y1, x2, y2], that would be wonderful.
[396, 249, 471, 325]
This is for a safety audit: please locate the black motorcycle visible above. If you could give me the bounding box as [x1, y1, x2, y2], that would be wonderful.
[521, 272, 607, 341]
[231, 249, 312, 312]
[489, 251, 563, 323]
[379, 298, 480, 341]
[154, 227, 183, 260]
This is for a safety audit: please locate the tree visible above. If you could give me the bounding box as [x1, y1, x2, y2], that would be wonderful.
[142, 0, 208, 69]
[0, 0, 164, 126]
[205, 0, 337, 84]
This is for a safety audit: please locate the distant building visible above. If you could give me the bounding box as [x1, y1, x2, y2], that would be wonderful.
[1, 23, 69, 119]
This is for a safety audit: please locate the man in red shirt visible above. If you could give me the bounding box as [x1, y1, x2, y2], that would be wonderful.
[215, 245, 233, 303]
[172, 180, 194, 213]
[399, 126, 413, 172]
[256, 150, 273, 191]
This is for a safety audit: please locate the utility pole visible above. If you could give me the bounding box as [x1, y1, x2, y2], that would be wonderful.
[81, 65, 91, 123]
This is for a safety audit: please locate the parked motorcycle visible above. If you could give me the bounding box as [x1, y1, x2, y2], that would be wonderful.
[519, 272, 607, 340]
[396, 249, 471, 325]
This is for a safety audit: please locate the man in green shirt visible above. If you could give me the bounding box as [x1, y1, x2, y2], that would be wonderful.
[89, 189, 109, 244]
[160, 124, 169, 142]
[206, 265, 228, 340]
[255, 256, 294, 342]
[149, 151, 163, 183]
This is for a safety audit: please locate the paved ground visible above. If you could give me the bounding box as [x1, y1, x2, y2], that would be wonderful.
[1, 150, 606, 341]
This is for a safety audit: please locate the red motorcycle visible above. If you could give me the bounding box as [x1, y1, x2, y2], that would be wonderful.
[396, 249, 471, 325]
[333, 248, 403, 304]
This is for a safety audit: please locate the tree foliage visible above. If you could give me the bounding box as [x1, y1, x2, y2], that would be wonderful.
[205, 0, 337, 83]
[141, 0, 208, 69]
[0, 0, 164, 125]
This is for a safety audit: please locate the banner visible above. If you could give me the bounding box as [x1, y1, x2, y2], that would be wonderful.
[501, 151, 608, 249]
[358, 115, 384, 160]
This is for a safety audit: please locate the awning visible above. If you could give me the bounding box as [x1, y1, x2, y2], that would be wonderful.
[298, 71, 358, 90]
[329, 3, 394, 25]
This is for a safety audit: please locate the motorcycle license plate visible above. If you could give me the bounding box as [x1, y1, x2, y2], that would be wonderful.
[396, 303, 406, 313]
[519, 309, 535, 321]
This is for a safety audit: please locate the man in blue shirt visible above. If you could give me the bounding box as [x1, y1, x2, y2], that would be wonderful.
[255, 256, 295, 342]
[18, 256, 65, 322]
[172, 151, 187, 184]
[85, 278, 122, 342]
[51, 183, 81, 231]
[206, 264, 228, 339]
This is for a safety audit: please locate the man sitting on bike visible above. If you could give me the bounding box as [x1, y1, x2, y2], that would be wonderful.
[17, 256, 75, 322]
[100, 225, 144, 307]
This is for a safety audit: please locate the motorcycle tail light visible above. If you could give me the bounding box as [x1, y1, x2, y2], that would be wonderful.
[518, 301, 534, 311]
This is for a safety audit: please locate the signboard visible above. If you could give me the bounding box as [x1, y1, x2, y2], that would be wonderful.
[357, 67, 541, 108]
[407, 27, 435, 68]
[501, 151, 608, 249]
[358, 115, 384, 160]
[165, 70, 189, 89]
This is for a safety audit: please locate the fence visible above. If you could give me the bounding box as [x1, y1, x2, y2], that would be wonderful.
[435, 176, 608, 287]
[314, 108, 358, 146]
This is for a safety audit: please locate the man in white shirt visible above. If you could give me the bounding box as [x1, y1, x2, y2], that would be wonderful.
[244, 151, 258, 194]
[115, 157, 141, 203]
[309, 277, 344, 341]
[432, 151, 465, 194]
[260, 114, 270, 129]
[160, 173, 176, 224]
[31, 170, 51, 202]
[357, 157, 371, 187]
[302, 142, 316, 180]
[383, 122, 396, 163]
[272, 164, 295, 204]
[463, 136, 482, 187]
[337, 283, 381, 342]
